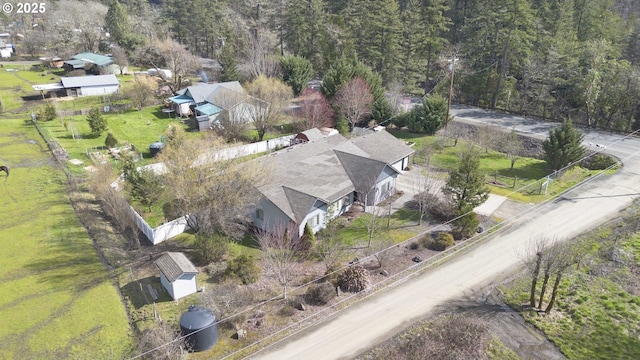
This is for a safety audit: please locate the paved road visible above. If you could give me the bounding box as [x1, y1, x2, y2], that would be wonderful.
[251, 107, 640, 360]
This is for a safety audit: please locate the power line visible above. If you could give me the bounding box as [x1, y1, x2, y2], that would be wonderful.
[131, 127, 640, 359]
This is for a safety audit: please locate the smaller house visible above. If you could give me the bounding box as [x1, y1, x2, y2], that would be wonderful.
[168, 81, 268, 131]
[155, 252, 199, 300]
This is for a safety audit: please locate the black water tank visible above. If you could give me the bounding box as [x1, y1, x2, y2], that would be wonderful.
[179, 305, 218, 352]
[149, 142, 165, 157]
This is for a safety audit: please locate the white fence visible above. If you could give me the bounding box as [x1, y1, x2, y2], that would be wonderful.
[128, 134, 294, 244]
[130, 207, 191, 245]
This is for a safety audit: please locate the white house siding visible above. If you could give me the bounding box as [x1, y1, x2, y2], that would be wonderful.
[171, 274, 198, 300]
[159, 273, 175, 299]
[372, 167, 397, 205]
[327, 193, 354, 220]
[253, 197, 295, 235]
[300, 201, 328, 235]
[77, 85, 119, 97]
[391, 156, 410, 172]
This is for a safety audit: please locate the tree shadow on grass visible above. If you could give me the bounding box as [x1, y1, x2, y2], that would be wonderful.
[120, 275, 167, 309]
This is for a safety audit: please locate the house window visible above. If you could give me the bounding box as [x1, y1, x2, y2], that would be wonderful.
[256, 208, 264, 220]
[310, 214, 321, 227]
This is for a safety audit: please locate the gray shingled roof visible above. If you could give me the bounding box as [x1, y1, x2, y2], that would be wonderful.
[155, 252, 198, 283]
[255, 130, 414, 222]
[60, 74, 119, 88]
[300, 128, 324, 142]
[335, 151, 389, 193]
[346, 130, 415, 165]
[176, 81, 244, 104]
[206, 86, 247, 110]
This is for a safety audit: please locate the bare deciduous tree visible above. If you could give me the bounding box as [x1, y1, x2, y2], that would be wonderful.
[244, 32, 280, 79]
[316, 221, 349, 272]
[501, 129, 523, 170]
[89, 162, 141, 249]
[521, 235, 549, 309]
[412, 165, 441, 226]
[158, 127, 266, 239]
[128, 75, 158, 110]
[152, 38, 202, 89]
[445, 121, 470, 147]
[137, 321, 188, 360]
[255, 223, 299, 299]
[473, 125, 502, 153]
[244, 75, 293, 140]
[296, 88, 335, 131]
[333, 77, 374, 131]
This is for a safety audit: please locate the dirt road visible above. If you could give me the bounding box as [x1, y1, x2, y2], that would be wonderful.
[251, 110, 640, 360]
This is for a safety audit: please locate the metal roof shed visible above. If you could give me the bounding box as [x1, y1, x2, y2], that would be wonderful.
[60, 74, 119, 97]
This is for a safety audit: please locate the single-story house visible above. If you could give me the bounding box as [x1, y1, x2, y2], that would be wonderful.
[253, 129, 414, 237]
[168, 82, 268, 131]
[155, 252, 199, 300]
[32, 74, 120, 97]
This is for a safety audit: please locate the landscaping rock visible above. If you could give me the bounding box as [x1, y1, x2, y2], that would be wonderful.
[380, 270, 389, 277]
[412, 256, 423, 263]
[295, 302, 306, 311]
[235, 329, 247, 339]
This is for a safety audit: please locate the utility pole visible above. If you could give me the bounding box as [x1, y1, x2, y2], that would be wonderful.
[445, 53, 459, 131]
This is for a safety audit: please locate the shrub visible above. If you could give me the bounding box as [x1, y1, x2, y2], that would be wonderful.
[296, 223, 315, 252]
[39, 102, 57, 122]
[86, 107, 107, 135]
[278, 303, 297, 317]
[195, 232, 229, 263]
[337, 264, 371, 293]
[105, 132, 118, 148]
[420, 233, 432, 248]
[322, 264, 342, 284]
[451, 208, 480, 240]
[305, 282, 337, 305]
[409, 241, 420, 250]
[225, 254, 261, 284]
[428, 198, 456, 221]
[581, 153, 618, 170]
[429, 232, 454, 251]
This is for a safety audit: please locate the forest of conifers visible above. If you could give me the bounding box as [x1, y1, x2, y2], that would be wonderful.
[9, 0, 640, 131]
[165, 0, 640, 131]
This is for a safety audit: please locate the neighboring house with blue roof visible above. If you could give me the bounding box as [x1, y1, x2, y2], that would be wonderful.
[168, 81, 268, 131]
[253, 129, 414, 237]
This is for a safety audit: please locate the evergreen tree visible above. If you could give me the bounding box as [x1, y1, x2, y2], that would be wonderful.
[86, 107, 107, 136]
[218, 44, 241, 82]
[106, 0, 135, 49]
[322, 56, 393, 123]
[442, 150, 489, 211]
[345, 0, 403, 83]
[105, 132, 118, 148]
[280, 55, 314, 96]
[406, 94, 448, 134]
[542, 121, 585, 171]
[452, 205, 480, 239]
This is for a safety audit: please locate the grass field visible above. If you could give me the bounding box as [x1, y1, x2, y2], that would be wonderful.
[0, 119, 134, 359]
[502, 203, 640, 360]
[387, 128, 616, 203]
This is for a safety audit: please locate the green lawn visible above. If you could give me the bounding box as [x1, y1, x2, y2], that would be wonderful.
[388, 128, 614, 203]
[0, 119, 134, 359]
[502, 204, 640, 360]
[37, 106, 194, 161]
